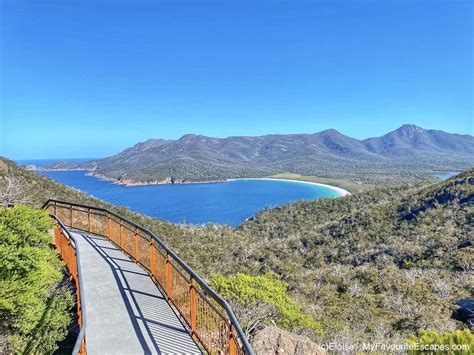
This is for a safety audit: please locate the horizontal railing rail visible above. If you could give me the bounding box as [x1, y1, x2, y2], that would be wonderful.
[42, 199, 253, 355]
[49, 214, 87, 355]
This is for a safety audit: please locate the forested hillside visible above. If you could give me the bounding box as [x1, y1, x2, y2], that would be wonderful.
[240, 169, 473, 343]
[42, 125, 474, 184]
[1, 157, 473, 347]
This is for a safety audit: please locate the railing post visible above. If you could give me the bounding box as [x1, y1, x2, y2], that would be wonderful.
[149, 242, 154, 278]
[77, 285, 82, 327]
[190, 278, 197, 340]
[75, 250, 79, 284]
[54, 201, 57, 216]
[107, 214, 111, 240]
[67, 238, 71, 271]
[135, 228, 140, 262]
[59, 230, 64, 258]
[54, 226, 60, 249]
[88, 209, 91, 233]
[70, 206, 73, 228]
[80, 338, 86, 355]
[119, 221, 123, 250]
[229, 324, 237, 355]
[72, 249, 77, 282]
[166, 254, 172, 302]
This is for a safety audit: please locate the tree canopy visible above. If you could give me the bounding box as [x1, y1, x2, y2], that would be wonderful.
[0, 205, 73, 353]
[210, 272, 323, 338]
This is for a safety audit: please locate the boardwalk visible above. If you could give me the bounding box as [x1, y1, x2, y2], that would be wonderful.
[70, 230, 201, 355]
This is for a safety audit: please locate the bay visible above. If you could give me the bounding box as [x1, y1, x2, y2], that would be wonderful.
[18, 160, 341, 226]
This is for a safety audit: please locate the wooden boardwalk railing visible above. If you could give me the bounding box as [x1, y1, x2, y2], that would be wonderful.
[50, 215, 87, 354]
[43, 199, 253, 355]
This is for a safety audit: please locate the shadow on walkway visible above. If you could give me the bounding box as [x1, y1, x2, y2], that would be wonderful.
[79, 232, 201, 354]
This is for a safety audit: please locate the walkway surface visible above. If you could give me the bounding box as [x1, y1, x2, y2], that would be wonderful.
[70, 230, 201, 355]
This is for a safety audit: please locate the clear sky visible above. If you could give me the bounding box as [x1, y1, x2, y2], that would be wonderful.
[1, 0, 472, 159]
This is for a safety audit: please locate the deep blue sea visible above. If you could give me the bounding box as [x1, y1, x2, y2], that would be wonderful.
[16, 159, 341, 226]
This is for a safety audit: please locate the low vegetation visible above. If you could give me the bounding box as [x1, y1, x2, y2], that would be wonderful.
[0, 205, 73, 353]
[0, 157, 472, 349]
[210, 273, 323, 339]
[239, 170, 473, 345]
[407, 330, 473, 354]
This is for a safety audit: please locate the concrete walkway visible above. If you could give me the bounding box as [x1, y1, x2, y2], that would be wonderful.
[70, 230, 201, 355]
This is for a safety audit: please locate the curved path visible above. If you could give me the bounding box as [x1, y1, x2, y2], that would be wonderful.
[70, 229, 201, 355]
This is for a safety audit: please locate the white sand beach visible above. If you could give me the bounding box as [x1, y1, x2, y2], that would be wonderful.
[228, 178, 351, 196]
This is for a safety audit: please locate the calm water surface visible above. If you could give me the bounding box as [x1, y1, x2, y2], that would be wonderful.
[435, 172, 460, 180]
[17, 159, 340, 226]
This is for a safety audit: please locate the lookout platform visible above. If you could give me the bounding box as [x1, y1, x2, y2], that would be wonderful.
[71, 230, 201, 354]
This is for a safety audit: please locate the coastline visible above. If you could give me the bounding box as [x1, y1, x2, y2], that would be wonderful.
[228, 178, 351, 196]
[35, 168, 227, 186]
[35, 168, 351, 195]
[34, 168, 91, 172]
[88, 172, 227, 186]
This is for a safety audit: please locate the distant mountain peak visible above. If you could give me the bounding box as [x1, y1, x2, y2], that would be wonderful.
[396, 124, 426, 133]
[362, 124, 474, 157]
[134, 138, 171, 149]
[179, 134, 199, 139]
[399, 123, 422, 129]
[318, 128, 343, 135]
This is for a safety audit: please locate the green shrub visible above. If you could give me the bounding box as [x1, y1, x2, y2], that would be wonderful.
[210, 272, 323, 338]
[0, 205, 73, 353]
[407, 329, 474, 355]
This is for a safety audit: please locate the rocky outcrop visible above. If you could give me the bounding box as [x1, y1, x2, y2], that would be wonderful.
[0, 159, 8, 172]
[453, 299, 474, 329]
[252, 327, 325, 355]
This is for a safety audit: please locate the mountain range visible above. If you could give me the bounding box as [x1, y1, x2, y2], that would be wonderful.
[43, 124, 474, 183]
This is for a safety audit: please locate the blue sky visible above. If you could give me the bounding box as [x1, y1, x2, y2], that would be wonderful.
[1, 0, 472, 159]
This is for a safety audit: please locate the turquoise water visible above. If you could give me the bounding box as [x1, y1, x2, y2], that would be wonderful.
[17, 160, 340, 226]
[435, 172, 460, 180]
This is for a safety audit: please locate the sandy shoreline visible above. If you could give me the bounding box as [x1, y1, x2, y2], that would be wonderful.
[228, 178, 351, 196]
